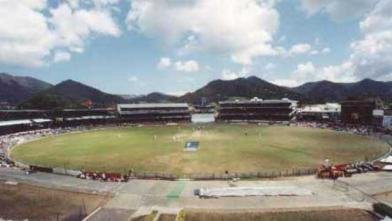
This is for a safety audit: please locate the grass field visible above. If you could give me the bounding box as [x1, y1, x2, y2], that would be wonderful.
[11, 124, 389, 175]
[168, 208, 377, 221]
[131, 208, 377, 221]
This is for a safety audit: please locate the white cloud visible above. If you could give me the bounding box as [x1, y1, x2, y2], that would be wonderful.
[278, 35, 286, 42]
[300, 0, 377, 21]
[348, 0, 392, 80]
[296, 0, 392, 82]
[157, 57, 172, 69]
[308, 0, 392, 81]
[19, 0, 47, 10]
[158, 57, 200, 73]
[93, 0, 120, 6]
[275, 43, 329, 57]
[288, 43, 312, 55]
[0, 1, 53, 67]
[53, 51, 71, 63]
[272, 61, 355, 87]
[321, 47, 331, 54]
[220, 68, 249, 80]
[271, 79, 298, 87]
[127, 0, 279, 65]
[174, 60, 200, 73]
[308, 47, 330, 55]
[291, 61, 316, 85]
[314, 37, 320, 45]
[265, 63, 276, 70]
[320, 61, 355, 82]
[128, 76, 139, 83]
[50, 4, 121, 50]
[68, 0, 120, 9]
[167, 91, 188, 96]
[0, 0, 121, 67]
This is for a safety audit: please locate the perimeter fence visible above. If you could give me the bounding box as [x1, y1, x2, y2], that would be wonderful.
[132, 168, 318, 180]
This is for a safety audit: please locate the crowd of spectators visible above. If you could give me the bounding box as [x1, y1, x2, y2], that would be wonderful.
[291, 121, 377, 136]
[78, 171, 128, 182]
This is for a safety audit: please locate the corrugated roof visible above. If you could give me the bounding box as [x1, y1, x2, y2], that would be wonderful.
[65, 115, 115, 121]
[219, 99, 296, 104]
[0, 120, 32, 127]
[118, 103, 189, 108]
[0, 118, 53, 127]
[32, 118, 52, 123]
[0, 110, 49, 113]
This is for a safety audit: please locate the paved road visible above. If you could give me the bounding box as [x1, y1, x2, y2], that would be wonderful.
[340, 172, 392, 195]
[1, 167, 392, 220]
[0, 167, 121, 194]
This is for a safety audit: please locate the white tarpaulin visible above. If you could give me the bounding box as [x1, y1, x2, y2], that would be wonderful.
[383, 165, 392, 171]
[198, 186, 313, 198]
[380, 156, 392, 164]
[53, 167, 82, 176]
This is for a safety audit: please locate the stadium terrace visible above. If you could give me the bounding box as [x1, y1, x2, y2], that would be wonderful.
[0, 97, 391, 135]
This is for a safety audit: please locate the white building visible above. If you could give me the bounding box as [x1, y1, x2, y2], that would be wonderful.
[383, 117, 392, 129]
[298, 103, 341, 121]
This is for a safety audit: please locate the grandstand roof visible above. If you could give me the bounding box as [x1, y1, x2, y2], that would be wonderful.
[219, 99, 296, 104]
[0, 118, 52, 127]
[65, 115, 116, 121]
[0, 109, 49, 113]
[0, 119, 32, 127]
[118, 103, 189, 109]
[0, 108, 115, 113]
[32, 119, 52, 123]
[62, 108, 115, 111]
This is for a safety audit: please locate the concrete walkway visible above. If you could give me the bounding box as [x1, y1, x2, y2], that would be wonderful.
[1, 167, 392, 221]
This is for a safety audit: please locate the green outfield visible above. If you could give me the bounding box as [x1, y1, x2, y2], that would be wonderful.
[11, 124, 389, 175]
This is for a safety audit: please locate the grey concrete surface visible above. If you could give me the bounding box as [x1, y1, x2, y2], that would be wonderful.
[85, 208, 135, 221]
[0, 167, 121, 194]
[1, 167, 392, 221]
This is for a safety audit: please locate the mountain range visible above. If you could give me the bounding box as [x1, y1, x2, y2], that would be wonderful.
[19, 80, 126, 109]
[0, 73, 52, 105]
[0, 73, 391, 109]
[178, 76, 304, 103]
[129, 92, 178, 103]
[292, 79, 392, 103]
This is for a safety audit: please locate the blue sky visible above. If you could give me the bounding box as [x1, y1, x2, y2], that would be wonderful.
[0, 0, 391, 95]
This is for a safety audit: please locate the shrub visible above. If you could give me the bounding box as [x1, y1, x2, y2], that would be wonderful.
[373, 202, 392, 218]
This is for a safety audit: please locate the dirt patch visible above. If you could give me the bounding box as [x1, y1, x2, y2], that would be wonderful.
[131, 210, 159, 221]
[158, 214, 177, 221]
[372, 191, 392, 204]
[181, 208, 377, 221]
[0, 181, 111, 220]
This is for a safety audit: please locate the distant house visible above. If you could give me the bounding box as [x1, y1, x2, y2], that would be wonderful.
[81, 99, 93, 109]
[383, 109, 392, 129]
[0, 101, 14, 110]
[340, 98, 384, 125]
[216, 98, 297, 122]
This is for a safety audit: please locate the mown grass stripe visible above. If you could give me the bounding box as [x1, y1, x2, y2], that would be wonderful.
[166, 181, 186, 199]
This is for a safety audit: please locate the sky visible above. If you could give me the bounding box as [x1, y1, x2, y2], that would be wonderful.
[0, 0, 391, 96]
